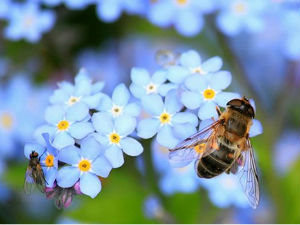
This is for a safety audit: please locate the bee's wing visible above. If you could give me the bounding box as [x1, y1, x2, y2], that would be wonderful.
[238, 140, 260, 209]
[169, 120, 222, 167]
[35, 164, 47, 193]
[24, 167, 35, 195]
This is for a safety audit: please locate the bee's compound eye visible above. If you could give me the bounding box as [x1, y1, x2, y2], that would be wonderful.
[227, 99, 242, 107]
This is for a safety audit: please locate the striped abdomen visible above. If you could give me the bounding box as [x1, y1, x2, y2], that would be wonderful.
[196, 138, 236, 179]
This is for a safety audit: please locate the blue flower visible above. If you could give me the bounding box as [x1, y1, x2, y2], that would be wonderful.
[137, 91, 198, 148]
[92, 113, 143, 168]
[130, 67, 177, 99]
[24, 133, 58, 188]
[57, 136, 112, 198]
[181, 71, 240, 120]
[36, 104, 93, 150]
[4, 2, 55, 42]
[148, 0, 216, 36]
[50, 68, 104, 110]
[96, 0, 145, 23]
[63, 0, 95, 10]
[0, 0, 11, 19]
[97, 83, 140, 118]
[216, 0, 267, 36]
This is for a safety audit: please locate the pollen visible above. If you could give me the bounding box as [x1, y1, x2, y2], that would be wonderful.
[78, 159, 91, 172]
[57, 120, 70, 131]
[159, 112, 171, 124]
[194, 143, 206, 154]
[0, 112, 14, 130]
[203, 88, 216, 100]
[146, 83, 157, 94]
[45, 154, 54, 167]
[176, 0, 188, 5]
[67, 96, 80, 105]
[109, 132, 121, 144]
[191, 66, 206, 75]
[111, 105, 123, 117]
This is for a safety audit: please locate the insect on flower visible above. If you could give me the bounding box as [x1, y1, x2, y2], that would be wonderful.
[24, 150, 47, 194]
[169, 96, 260, 209]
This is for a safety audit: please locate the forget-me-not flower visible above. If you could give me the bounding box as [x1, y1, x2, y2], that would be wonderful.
[92, 113, 143, 168]
[4, 2, 55, 42]
[137, 91, 198, 148]
[57, 136, 112, 198]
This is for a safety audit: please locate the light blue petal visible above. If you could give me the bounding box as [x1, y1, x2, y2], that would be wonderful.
[123, 102, 141, 117]
[92, 112, 113, 134]
[57, 166, 80, 188]
[181, 91, 202, 109]
[24, 143, 45, 159]
[120, 137, 143, 156]
[82, 93, 102, 109]
[137, 118, 160, 139]
[180, 50, 201, 68]
[52, 132, 75, 150]
[209, 71, 232, 91]
[80, 172, 101, 198]
[174, 11, 204, 37]
[173, 123, 197, 140]
[45, 105, 64, 125]
[42, 133, 57, 156]
[156, 125, 179, 149]
[158, 83, 178, 96]
[184, 75, 208, 91]
[172, 112, 198, 127]
[49, 89, 69, 104]
[202, 56, 223, 73]
[215, 92, 241, 107]
[69, 122, 94, 139]
[198, 101, 218, 120]
[141, 94, 164, 116]
[165, 90, 182, 114]
[97, 0, 121, 22]
[81, 137, 102, 160]
[112, 83, 130, 106]
[91, 81, 105, 93]
[58, 145, 81, 165]
[92, 156, 112, 177]
[216, 12, 242, 36]
[152, 70, 167, 84]
[66, 102, 89, 122]
[129, 83, 146, 99]
[33, 125, 56, 145]
[97, 94, 112, 111]
[45, 168, 57, 188]
[130, 67, 150, 86]
[167, 66, 189, 84]
[115, 115, 136, 136]
[104, 145, 124, 168]
[92, 133, 110, 147]
[249, 119, 263, 137]
[199, 119, 215, 131]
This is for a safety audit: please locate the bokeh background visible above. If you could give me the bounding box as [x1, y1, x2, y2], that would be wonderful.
[0, 0, 299, 223]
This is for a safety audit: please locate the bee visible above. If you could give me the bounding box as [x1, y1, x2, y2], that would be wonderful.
[169, 96, 260, 209]
[24, 150, 47, 194]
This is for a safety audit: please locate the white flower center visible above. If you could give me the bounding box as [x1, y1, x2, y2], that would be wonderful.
[67, 96, 81, 106]
[232, 1, 248, 15]
[145, 83, 158, 94]
[191, 66, 207, 75]
[111, 105, 123, 117]
[0, 112, 14, 130]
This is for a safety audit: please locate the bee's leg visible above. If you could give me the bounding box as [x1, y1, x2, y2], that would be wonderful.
[216, 106, 222, 117]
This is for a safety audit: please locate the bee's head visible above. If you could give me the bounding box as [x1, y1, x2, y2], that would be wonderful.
[30, 151, 39, 159]
[226, 96, 255, 118]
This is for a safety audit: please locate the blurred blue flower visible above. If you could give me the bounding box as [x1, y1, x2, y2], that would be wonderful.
[96, 0, 145, 23]
[24, 133, 58, 187]
[36, 104, 93, 149]
[137, 91, 198, 148]
[57, 136, 112, 198]
[148, 0, 216, 36]
[130, 67, 177, 99]
[181, 71, 240, 120]
[50, 68, 104, 110]
[216, 0, 267, 36]
[0, 0, 11, 19]
[97, 83, 141, 118]
[4, 2, 56, 42]
[274, 130, 300, 176]
[92, 113, 143, 168]
[143, 195, 163, 219]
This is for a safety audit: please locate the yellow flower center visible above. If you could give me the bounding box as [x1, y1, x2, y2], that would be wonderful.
[78, 159, 91, 172]
[191, 67, 206, 75]
[67, 96, 80, 105]
[45, 154, 54, 167]
[203, 88, 216, 100]
[232, 2, 247, 14]
[159, 112, 171, 124]
[109, 133, 121, 144]
[0, 112, 14, 130]
[24, 16, 34, 27]
[146, 83, 157, 94]
[176, 0, 188, 5]
[111, 105, 123, 117]
[194, 143, 206, 154]
[57, 120, 70, 131]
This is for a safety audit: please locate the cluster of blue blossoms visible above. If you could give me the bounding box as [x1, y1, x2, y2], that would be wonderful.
[24, 49, 263, 208]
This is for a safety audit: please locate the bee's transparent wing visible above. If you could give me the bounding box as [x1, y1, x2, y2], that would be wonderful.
[24, 167, 35, 195]
[238, 140, 260, 209]
[169, 120, 221, 167]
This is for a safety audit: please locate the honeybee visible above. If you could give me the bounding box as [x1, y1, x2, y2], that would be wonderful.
[169, 96, 260, 209]
[24, 150, 47, 194]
